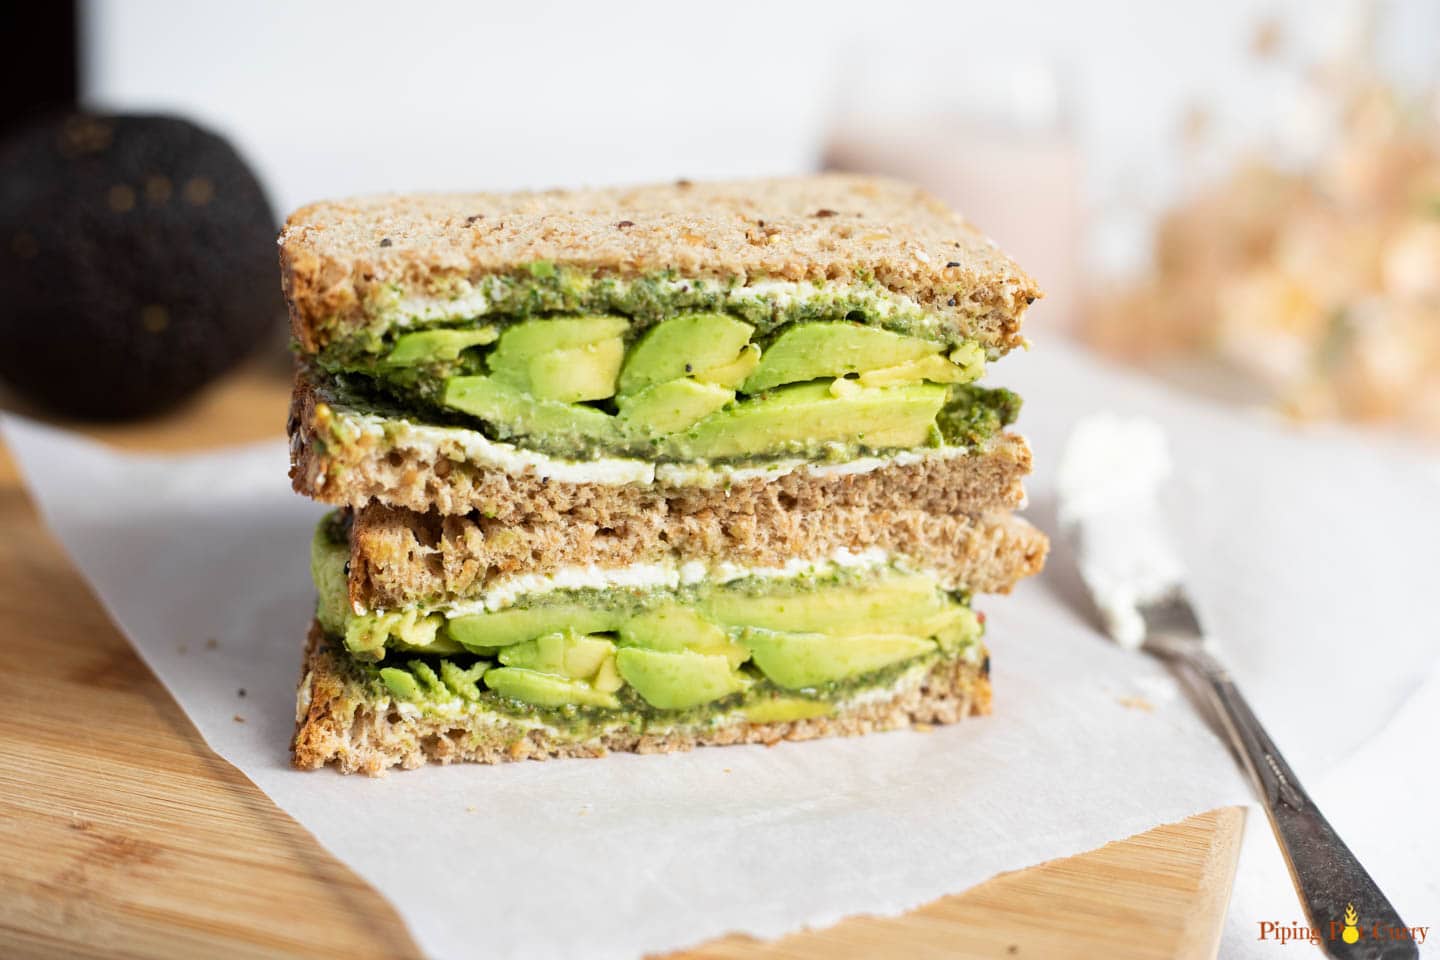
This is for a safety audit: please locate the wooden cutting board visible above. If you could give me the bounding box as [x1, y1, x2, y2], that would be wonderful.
[0, 364, 1244, 960]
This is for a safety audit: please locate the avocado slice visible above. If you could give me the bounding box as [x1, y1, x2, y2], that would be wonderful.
[379, 666, 421, 701]
[935, 606, 984, 654]
[487, 314, 629, 383]
[742, 629, 937, 689]
[618, 313, 755, 395]
[524, 337, 625, 402]
[836, 604, 970, 641]
[499, 630, 617, 680]
[310, 517, 351, 638]
[701, 575, 944, 635]
[408, 660, 449, 697]
[439, 660, 487, 700]
[692, 342, 760, 389]
[616, 379, 735, 436]
[383, 327, 499, 366]
[857, 345, 985, 388]
[443, 376, 620, 445]
[614, 647, 752, 710]
[344, 608, 443, 661]
[484, 667, 621, 709]
[666, 381, 946, 460]
[447, 604, 629, 651]
[618, 603, 750, 668]
[743, 323, 940, 394]
[740, 696, 834, 722]
[389, 633, 466, 657]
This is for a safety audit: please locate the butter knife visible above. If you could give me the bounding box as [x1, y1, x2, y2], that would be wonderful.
[1057, 414, 1417, 960]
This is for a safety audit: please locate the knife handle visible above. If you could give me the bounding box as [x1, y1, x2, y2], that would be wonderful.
[1159, 641, 1418, 960]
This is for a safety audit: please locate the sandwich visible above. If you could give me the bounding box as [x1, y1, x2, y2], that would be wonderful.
[280, 175, 1046, 774]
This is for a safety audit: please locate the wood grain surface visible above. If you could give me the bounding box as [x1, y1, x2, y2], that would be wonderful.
[0, 363, 1245, 959]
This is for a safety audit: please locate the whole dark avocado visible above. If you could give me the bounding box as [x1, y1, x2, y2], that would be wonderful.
[0, 113, 281, 419]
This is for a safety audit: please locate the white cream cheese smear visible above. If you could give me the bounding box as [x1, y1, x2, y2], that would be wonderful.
[386, 276, 930, 331]
[442, 546, 897, 617]
[1057, 414, 1186, 649]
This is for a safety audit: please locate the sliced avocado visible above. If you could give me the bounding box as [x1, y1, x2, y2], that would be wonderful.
[618, 313, 754, 395]
[667, 381, 946, 460]
[344, 608, 443, 661]
[949, 342, 987, 373]
[561, 634, 615, 679]
[934, 606, 984, 654]
[484, 667, 620, 709]
[835, 604, 968, 640]
[701, 575, 943, 635]
[692, 342, 760, 389]
[740, 696, 835, 722]
[499, 630, 618, 680]
[390, 634, 466, 656]
[439, 660, 486, 700]
[857, 349, 984, 388]
[616, 379, 735, 436]
[618, 603, 749, 669]
[383, 327, 498, 366]
[743, 323, 940, 394]
[591, 654, 624, 694]
[447, 604, 630, 651]
[526, 336, 625, 402]
[407, 660, 447, 697]
[614, 647, 752, 710]
[486, 315, 630, 389]
[380, 666, 421, 701]
[742, 629, 937, 689]
[310, 517, 351, 637]
[442, 376, 619, 445]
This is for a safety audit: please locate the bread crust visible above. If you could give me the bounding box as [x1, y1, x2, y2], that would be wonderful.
[292, 622, 991, 776]
[278, 174, 1040, 354]
[289, 375, 1032, 524]
[349, 503, 1047, 610]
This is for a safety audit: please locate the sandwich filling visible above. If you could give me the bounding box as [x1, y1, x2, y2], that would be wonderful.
[306, 265, 1021, 466]
[312, 514, 985, 728]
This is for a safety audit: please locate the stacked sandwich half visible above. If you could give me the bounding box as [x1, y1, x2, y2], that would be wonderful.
[282, 175, 1047, 774]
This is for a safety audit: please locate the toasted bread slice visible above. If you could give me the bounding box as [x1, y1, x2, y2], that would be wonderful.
[279, 174, 1040, 354]
[347, 504, 1047, 611]
[292, 621, 991, 775]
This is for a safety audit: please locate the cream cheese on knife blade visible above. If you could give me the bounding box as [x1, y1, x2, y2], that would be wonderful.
[1057, 414, 1187, 649]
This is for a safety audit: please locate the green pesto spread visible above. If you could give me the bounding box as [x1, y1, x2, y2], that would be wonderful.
[317, 265, 978, 363]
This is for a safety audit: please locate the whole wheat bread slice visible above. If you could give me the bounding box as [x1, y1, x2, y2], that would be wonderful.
[290, 373, 1033, 524]
[292, 621, 991, 775]
[348, 503, 1047, 611]
[279, 174, 1040, 354]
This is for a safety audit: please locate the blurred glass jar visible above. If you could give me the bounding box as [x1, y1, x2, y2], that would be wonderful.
[821, 50, 1082, 330]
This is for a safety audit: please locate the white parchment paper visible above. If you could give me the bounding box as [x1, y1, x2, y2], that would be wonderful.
[5, 343, 1437, 959]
